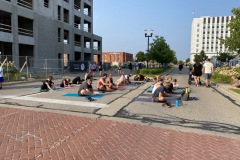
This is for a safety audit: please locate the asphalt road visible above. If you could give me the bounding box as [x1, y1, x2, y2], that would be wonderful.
[0, 67, 240, 159]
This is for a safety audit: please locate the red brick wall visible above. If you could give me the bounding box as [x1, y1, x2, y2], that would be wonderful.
[102, 52, 133, 63]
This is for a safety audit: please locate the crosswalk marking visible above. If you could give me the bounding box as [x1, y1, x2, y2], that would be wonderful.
[0, 95, 109, 108]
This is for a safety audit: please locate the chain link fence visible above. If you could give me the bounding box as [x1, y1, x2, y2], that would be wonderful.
[0, 54, 113, 81]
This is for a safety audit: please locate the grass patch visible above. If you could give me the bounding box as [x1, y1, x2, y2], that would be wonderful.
[211, 72, 231, 83]
[230, 88, 240, 94]
[134, 68, 169, 77]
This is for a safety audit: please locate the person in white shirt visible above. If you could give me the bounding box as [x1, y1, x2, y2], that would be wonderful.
[0, 62, 3, 89]
[202, 59, 214, 87]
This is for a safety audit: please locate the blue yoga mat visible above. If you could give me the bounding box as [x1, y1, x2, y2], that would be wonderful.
[147, 87, 153, 92]
[63, 93, 104, 99]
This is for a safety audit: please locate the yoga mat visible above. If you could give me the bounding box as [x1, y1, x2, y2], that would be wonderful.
[117, 87, 126, 91]
[33, 87, 64, 91]
[63, 93, 104, 98]
[147, 87, 153, 92]
[134, 97, 153, 102]
[134, 97, 183, 106]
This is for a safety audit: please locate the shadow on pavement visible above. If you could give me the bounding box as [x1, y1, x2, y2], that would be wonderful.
[116, 110, 240, 135]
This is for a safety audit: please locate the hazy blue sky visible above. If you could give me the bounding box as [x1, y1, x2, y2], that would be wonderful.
[93, 0, 239, 60]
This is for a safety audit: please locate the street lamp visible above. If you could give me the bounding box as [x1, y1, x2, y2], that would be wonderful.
[144, 29, 154, 68]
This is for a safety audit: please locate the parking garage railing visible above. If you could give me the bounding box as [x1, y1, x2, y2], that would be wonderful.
[0, 23, 11, 33]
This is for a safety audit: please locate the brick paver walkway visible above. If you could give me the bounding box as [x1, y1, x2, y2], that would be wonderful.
[0, 107, 240, 160]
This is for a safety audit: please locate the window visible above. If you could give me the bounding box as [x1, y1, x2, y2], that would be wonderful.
[44, 0, 49, 8]
[63, 9, 69, 23]
[58, 28, 61, 42]
[58, 6, 61, 20]
[64, 0, 69, 2]
[64, 30, 69, 44]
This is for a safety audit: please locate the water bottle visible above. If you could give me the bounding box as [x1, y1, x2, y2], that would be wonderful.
[175, 100, 179, 107]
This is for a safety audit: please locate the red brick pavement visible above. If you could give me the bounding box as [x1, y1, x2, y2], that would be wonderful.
[0, 107, 239, 160]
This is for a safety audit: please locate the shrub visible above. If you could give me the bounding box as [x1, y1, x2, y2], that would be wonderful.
[2, 61, 19, 74]
[134, 68, 167, 76]
[211, 72, 232, 83]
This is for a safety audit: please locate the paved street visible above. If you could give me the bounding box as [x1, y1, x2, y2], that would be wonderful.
[0, 67, 240, 159]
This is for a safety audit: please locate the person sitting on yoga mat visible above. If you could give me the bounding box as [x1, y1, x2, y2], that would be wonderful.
[96, 73, 113, 92]
[124, 74, 132, 84]
[60, 78, 71, 88]
[85, 72, 93, 82]
[164, 76, 174, 93]
[172, 79, 178, 89]
[72, 76, 84, 84]
[40, 76, 55, 91]
[152, 82, 170, 102]
[115, 71, 126, 87]
[107, 74, 118, 90]
[231, 76, 240, 88]
[78, 77, 95, 96]
[134, 74, 145, 81]
[152, 76, 163, 94]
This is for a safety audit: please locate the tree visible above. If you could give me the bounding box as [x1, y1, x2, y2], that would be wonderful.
[194, 50, 208, 62]
[185, 58, 190, 63]
[135, 51, 145, 62]
[220, 7, 240, 54]
[217, 52, 234, 62]
[149, 36, 176, 65]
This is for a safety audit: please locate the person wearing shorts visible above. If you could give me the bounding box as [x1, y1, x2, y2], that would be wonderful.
[91, 63, 97, 77]
[152, 82, 170, 102]
[118, 63, 121, 76]
[0, 62, 4, 89]
[96, 73, 113, 92]
[98, 62, 103, 76]
[202, 58, 214, 87]
[192, 61, 203, 86]
[78, 77, 94, 96]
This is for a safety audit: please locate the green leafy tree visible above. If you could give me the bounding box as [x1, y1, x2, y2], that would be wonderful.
[149, 36, 176, 65]
[185, 58, 190, 63]
[194, 50, 208, 62]
[220, 7, 240, 54]
[172, 56, 178, 64]
[217, 52, 234, 62]
[135, 51, 145, 62]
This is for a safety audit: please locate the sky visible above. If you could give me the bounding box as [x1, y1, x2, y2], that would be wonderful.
[93, 0, 239, 61]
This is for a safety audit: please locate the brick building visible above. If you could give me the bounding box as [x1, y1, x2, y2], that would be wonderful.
[102, 52, 133, 64]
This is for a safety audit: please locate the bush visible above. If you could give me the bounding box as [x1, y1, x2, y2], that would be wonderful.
[2, 61, 18, 74]
[211, 72, 232, 83]
[134, 68, 167, 76]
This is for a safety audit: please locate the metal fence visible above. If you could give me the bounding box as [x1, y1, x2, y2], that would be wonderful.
[0, 55, 113, 81]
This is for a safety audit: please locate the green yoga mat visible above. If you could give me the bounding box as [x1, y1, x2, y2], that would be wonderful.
[63, 93, 104, 98]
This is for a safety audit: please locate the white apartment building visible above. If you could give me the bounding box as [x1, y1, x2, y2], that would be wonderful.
[190, 16, 234, 63]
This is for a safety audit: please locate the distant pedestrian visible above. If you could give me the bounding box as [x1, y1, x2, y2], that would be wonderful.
[118, 63, 121, 76]
[202, 58, 214, 87]
[91, 63, 97, 77]
[192, 61, 203, 86]
[128, 62, 132, 73]
[236, 61, 240, 68]
[98, 62, 103, 76]
[178, 64, 183, 74]
[0, 62, 4, 89]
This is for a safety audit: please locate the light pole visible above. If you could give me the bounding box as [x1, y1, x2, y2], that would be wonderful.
[144, 29, 154, 68]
